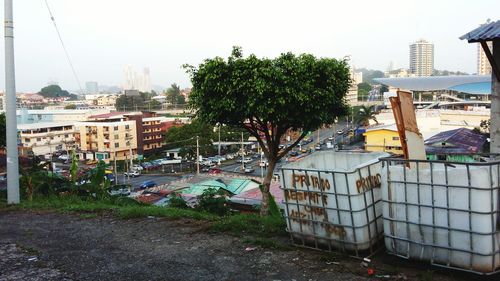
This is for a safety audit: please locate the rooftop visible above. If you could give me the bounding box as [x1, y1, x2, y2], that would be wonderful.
[460, 20, 500, 43]
[17, 121, 76, 130]
[424, 128, 487, 154]
[374, 75, 491, 94]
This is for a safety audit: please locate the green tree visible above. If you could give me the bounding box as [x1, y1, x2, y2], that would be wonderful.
[39, 85, 77, 100]
[115, 95, 144, 111]
[185, 47, 350, 215]
[354, 105, 378, 127]
[165, 83, 184, 106]
[164, 119, 216, 158]
[357, 82, 371, 101]
[64, 104, 77, 109]
[379, 85, 388, 94]
[0, 113, 5, 147]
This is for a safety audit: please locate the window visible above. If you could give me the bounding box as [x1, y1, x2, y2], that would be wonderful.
[37, 138, 41, 142]
[114, 135, 119, 140]
[25, 138, 30, 143]
[114, 143, 119, 148]
[114, 126, 118, 131]
[125, 125, 130, 130]
[392, 137, 399, 141]
[64, 134, 69, 138]
[125, 133, 129, 138]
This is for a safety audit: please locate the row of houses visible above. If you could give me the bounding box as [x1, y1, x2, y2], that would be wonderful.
[18, 111, 185, 161]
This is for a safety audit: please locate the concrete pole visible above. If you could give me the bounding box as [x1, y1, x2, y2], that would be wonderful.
[491, 39, 500, 154]
[196, 136, 200, 174]
[218, 124, 221, 156]
[4, 0, 20, 204]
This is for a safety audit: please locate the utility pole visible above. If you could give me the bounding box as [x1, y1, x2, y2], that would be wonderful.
[196, 136, 200, 174]
[5, 0, 19, 204]
[218, 124, 221, 156]
[241, 132, 244, 171]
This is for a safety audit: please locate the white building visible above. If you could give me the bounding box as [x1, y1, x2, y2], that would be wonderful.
[18, 121, 78, 157]
[123, 65, 152, 92]
[478, 42, 493, 75]
[410, 39, 434, 77]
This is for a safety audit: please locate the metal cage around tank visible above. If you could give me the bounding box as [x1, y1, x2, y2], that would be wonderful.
[279, 151, 389, 258]
[380, 156, 500, 275]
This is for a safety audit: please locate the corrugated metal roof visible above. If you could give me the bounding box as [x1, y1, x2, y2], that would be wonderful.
[374, 75, 490, 93]
[460, 20, 500, 42]
[424, 128, 487, 154]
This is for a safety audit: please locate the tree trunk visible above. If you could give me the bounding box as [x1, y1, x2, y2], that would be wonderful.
[491, 39, 500, 154]
[259, 158, 277, 216]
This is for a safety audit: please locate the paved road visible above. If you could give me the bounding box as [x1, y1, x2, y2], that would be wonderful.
[115, 173, 181, 188]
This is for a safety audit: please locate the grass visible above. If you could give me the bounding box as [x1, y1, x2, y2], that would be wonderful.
[211, 213, 287, 237]
[242, 237, 292, 250]
[0, 191, 287, 239]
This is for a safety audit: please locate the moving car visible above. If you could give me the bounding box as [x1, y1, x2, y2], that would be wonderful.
[124, 170, 141, 177]
[139, 180, 157, 190]
[337, 129, 344, 135]
[244, 166, 255, 173]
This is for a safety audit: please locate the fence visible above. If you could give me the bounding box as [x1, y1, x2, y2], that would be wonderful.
[381, 157, 500, 275]
[279, 151, 389, 258]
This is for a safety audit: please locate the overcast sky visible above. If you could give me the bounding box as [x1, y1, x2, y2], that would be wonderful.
[0, 0, 498, 92]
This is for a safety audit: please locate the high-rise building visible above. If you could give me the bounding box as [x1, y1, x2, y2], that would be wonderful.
[478, 42, 493, 75]
[409, 39, 434, 77]
[123, 65, 152, 92]
[85, 81, 99, 94]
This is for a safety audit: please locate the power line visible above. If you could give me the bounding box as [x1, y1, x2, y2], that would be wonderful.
[44, 0, 84, 94]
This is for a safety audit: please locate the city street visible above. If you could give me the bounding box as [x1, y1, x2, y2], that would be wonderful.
[115, 173, 181, 188]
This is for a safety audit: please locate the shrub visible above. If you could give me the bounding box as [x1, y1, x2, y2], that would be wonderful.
[168, 192, 188, 209]
[196, 188, 230, 216]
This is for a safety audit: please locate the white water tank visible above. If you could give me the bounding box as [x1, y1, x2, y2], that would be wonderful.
[381, 161, 500, 274]
[280, 151, 389, 255]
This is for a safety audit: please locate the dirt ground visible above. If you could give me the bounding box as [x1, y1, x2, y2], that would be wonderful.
[0, 210, 496, 281]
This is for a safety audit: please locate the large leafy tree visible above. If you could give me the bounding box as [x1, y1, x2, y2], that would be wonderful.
[165, 83, 185, 106]
[185, 47, 350, 215]
[38, 85, 77, 100]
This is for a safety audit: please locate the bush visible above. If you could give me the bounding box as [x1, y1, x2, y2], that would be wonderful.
[196, 188, 230, 216]
[168, 192, 188, 209]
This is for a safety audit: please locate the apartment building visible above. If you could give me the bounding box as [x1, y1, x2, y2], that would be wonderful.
[77, 120, 138, 162]
[86, 111, 166, 158]
[18, 121, 78, 157]
[409, 39, 434, 77]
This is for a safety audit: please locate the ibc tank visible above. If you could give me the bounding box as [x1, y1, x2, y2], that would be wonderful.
[280, 151, 389, 256]
[381, 158, 500, 274]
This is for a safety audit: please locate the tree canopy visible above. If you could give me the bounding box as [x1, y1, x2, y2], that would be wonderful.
[185, 47, 350, 215]
[38, 85, 77, 100]
[115, 92, 161, 111]
[0, 113, 5, 147]
[165, 83, 185, 105]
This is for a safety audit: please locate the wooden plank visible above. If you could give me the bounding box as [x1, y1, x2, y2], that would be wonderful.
[480, 41, 500, 82]
[389, 96, 409, 160]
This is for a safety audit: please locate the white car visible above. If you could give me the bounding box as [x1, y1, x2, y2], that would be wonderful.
[124, 170, 141, 177]
[259, 161, 269, 167]
[132, 164, 144, 171]
[58, 154, 70, 161]
[244, 166, 255, 173]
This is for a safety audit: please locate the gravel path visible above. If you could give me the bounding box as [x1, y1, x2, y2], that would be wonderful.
[0, 211, 368, 281]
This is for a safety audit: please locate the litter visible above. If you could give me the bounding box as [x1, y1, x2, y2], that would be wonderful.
[245, 247, 257, 251]
[27, 257, 38, 262]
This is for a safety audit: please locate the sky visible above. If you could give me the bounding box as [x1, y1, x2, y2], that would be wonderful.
[0, 0, 498, 93]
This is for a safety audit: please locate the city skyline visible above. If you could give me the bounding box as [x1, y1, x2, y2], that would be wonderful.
[0, 0, 498, 92]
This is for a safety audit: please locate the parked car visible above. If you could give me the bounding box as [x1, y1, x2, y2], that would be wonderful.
[337, 129, 344, 135]
[315, 145, 321, 150]
[58, 154, 70, 161]
[85, 160, 98, 165]
[139, 180, 157, 190]
[124, 170, 141, 177]
[208, 168, 222, 175]
[259, 160, 269, 167]
[290, 151, 299, 157]
[132, 164, 144, 171]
